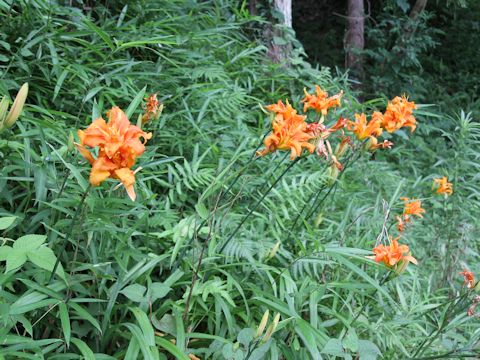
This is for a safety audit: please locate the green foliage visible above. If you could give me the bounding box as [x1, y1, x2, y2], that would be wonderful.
[0, 0, 479, 359]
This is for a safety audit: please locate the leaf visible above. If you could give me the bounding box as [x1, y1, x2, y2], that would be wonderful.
[131, 307, 155, 347]
[322, 338, 345, 357]
[14, 234, 46, 252]
[0, 216, 16, 230]
[155, 336, 190, 360]
[71, 337, 95, 360]
[59, 302, 71, 347]
[5, 248, 27, 273]
[237, 328, 254, 347]
[83, 19, 115, 51]
[343, 329, 359, 353]
[358, 340, 382, 360]
[125, 86, 146, 119]
[120, 284, 147, 302]
[150, 283, 171, 302]
[69, 302, 102, 333]
[0, 245, 12, 261]
[26, 246, 67, 282]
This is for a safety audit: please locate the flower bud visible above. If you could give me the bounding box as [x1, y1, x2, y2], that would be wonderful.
[4, 83, 29, 128]
[326, 165, 339, 186]
[266, 242, 281, 260]
[255, 309, 269, 338]
[67, 131, 75, 152]
[262, 313, 280, 342]
[155, 103, 164, 120]
[0, 96, 9, 125]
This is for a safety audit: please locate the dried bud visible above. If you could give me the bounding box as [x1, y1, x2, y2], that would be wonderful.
[4, 83, 29, 128]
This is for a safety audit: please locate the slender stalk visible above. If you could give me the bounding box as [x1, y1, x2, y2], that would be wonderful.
[48, 185, 91, 284]
[218, 157, 301, 254]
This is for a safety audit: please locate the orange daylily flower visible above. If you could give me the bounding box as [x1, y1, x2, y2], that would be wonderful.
[370, 237, 417, 269]
[257, 100, 315, 160]
[459, 270, 476, 289]
[401, 197, 425, 218]
[434, 176, 453, 195]
[142, 93, 162, 124]
[396, 215, 407, 232]
[347, 113, 383, 141]
[301, 86, 343, 116]
[382, 95, 417, 133]
[77, 106, 152, 201]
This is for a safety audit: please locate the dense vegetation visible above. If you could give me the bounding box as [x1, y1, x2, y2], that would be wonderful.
[0, 1, 479, 359]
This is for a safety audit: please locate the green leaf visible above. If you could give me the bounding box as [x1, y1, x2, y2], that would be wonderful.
[69, 302, 102, 333]
[150, 283, 171, 302]
[155, 336, 190, 360]
[14, 234, 46, 252]
[0, 245, 12, 261]
[343, 329, 359, 353]
[59, 302, 71, 347]
[26, 246, 67, 282]
[5, 248, 27, 273]
[125, 86, 146, 119]
[120, 284, 147, 302]
[71, 337, 95, 360]
[358, 340, 382, 360]
[0, 216, 16, 230]
[83, 19, 115, 51]
[237, 328, 255, 347]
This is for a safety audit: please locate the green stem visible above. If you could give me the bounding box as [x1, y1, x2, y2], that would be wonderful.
[48, 185, 91, 284]
[218, 157, 301, 253]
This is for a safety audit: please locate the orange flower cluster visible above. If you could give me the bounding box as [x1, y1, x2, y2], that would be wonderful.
[142, 94, 162, 124]
[381, 95, 417, 133]
[433, 176, 453, 196]
[346, 112, 393, 150]
[301, 86, 343, 116]
[396, 197, 425, 232]
[346, 96, 417, 150]
[257, 86, 348, 163]
[459, 270, 476, 289]
[370, 236, 417, 272]
[257, 100, 315, 160]
[77, 107, 152, 201]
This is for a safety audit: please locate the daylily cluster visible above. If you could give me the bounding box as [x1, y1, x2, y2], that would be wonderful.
[433, 176, 453, 196]
[460, 269, 476, 289]
[369, 236, 417, 274]
[370, 197, 425, 273]
[257, 86, 351, 172]
[396, 197, 425, 232]
[348, 95, 417, 150]
[257, 87, 417, 175]
[77, 107, 152, 201]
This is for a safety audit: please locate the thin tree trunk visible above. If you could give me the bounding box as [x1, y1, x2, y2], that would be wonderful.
[267, 0, 292, 64]
[345, 0, 365, 86]
[409, 0, 428, 20]
[249, 0, 257, 16]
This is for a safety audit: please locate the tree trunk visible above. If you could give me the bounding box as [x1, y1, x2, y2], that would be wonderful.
[249, 0, 257, 16]
[267, 0, 292, 64]
[409, 0, 428, 20]
[274, 0, 292, 27]
[345, 0, 365, 86]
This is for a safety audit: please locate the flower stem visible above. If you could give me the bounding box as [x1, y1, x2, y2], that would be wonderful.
[48, 185, 91, 284]
[218, 157, 301, 254]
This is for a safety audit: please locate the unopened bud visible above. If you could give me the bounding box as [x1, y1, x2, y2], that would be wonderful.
[262, 313, 280, 342]
[4, 83, 28, 128]
[0, 96, 9, 125]
[326, 165, 339, 186]
[266, 242, 281, 260]
[155, 103, 164, 120]
[136, 113, 143, 129]
[67, 131, 75, 152]
[255, 310, 269, 338]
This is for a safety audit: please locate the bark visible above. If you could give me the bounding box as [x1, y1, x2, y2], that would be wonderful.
[409, 0, 428, 20]
[249, 0, 257, 16]
[267, 0, 292, 64]
[345, 0, 365, 85]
